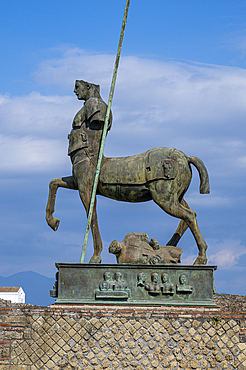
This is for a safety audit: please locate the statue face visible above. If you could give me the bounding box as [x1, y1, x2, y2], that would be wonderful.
[151, 273, 159, 283]
[74, 80, 88, 100]
[138, 272, 146, 282]
[104, 272, 112, 281]
[115, 272, 122, 281]
[162, 274, 169, 283]
[180, 274, 187, 285]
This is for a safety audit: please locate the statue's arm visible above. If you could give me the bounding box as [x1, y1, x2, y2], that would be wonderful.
[72, 106, 85, 128]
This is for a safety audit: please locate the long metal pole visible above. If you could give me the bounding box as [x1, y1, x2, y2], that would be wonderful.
[80, 0, 130, 263]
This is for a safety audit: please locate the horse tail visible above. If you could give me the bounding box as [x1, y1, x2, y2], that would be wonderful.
[188, 156, 210, 194]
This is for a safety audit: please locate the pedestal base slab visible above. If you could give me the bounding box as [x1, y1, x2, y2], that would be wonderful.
[51, 263, 217, 306]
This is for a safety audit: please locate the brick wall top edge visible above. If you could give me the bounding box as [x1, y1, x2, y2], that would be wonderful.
[0, 294, 245, 316]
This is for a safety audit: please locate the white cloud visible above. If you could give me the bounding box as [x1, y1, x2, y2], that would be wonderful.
[208, 239, 246, 269]
[35, 48, 115, 91]
[0, 92, 79, 138]
[181, 240, 246, 270]
[0, 134, 67, 173]
[34, 49, 246, 127]
[181, 254, 197, 265]
[0, 92, 80, 173]
[1, 49, 246, 193]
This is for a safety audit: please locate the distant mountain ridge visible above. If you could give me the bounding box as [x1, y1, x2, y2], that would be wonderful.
[0, 271, 55, 306]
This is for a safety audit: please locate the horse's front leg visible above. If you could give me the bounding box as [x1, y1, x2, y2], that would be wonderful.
[78, 185, 103, 264]
[89, 196, 103, 263]
[46, 176, 78, 231]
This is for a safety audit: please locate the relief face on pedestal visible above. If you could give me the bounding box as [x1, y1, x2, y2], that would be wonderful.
[95, 271, 131, 300]
[161, 273, 175, 295]
[137, 272, 147, 288]
[176, 274, 193, 296]
[141, 272, 175, 297]
[145, 273, 162, 295]
[137, 272, 192, 299]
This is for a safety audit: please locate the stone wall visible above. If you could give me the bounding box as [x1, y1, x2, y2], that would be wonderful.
[0, 294, 245, 370]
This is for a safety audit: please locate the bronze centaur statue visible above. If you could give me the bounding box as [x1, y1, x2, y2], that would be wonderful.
[46, 80, 210, 265]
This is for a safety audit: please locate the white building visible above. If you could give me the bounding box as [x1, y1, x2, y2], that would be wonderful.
[0, 287, 25, 303]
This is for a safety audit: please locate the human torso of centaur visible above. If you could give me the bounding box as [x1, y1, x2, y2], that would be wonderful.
[68, 97, 112, 165]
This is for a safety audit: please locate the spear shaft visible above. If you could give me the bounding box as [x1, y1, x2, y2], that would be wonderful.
[80, 0, 130, 263]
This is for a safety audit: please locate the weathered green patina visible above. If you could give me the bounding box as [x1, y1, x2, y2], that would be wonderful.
[51, 263, 217, 306]
[46, 80, 210, 266]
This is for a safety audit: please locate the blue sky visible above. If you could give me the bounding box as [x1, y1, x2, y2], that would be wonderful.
[0, 1, 246, 295]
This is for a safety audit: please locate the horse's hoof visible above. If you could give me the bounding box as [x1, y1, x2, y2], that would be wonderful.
[193, 256, 207, 265]
[89, 256, 102, 264]
[46, 216, 60, 231]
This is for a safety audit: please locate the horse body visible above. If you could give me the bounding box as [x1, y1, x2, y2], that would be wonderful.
[97, 147, 192, 203]
[46, 79, 210, 265]
[46, 145, 210, 265]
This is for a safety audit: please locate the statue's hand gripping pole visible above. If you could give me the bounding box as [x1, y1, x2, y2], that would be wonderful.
[80, 0, 131, 263]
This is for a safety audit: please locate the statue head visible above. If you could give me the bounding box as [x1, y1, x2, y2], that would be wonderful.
[74, 80, 101, 100]
[162, 273, 169, 283]
[115, 272, 122, 281]
[109, 240, 122, 255]
[149, 255, 163, 265]
[137, 272, 146, 284]
[179, 274, 187, 285]
[104, 272, 112, 281]
[151, 272, 159, 283]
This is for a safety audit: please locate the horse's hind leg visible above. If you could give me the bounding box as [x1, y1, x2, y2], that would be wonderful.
[166, 199, 191, 246]
[163, 203, 207, 265]
[46, 176, 78, 231]
[149, 182, 208, 265]
[167, 220, 188, 247]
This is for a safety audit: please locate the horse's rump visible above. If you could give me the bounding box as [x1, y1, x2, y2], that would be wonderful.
[100, 147, 182, 185]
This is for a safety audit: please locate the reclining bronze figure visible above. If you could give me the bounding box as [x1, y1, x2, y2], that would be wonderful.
[46, 80, 210, 265]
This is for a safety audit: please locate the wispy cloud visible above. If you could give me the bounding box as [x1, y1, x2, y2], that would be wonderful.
[1, 49, 246, 181]
[0, 92, 80, 173]
[208, 239, 246, 269]
[181, 254, 197, 265]
[0, 134, 65, 173]
[34, 48, 115, 91]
